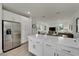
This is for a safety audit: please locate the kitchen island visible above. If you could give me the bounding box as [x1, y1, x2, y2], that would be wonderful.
[28, 34, 79, 56]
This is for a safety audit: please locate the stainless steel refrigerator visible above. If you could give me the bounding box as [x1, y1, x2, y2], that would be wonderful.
[2, 20, 21, 52]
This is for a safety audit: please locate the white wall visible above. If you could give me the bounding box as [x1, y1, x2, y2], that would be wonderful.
[3, 10, 32, 43]
[32, 18, 37, 34]
[36, 17, 72, 34]
[0, 4, 2, 53]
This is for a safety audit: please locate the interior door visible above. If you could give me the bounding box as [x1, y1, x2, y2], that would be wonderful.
[3, 21, 13, 52]
[12, 22, 21, 48]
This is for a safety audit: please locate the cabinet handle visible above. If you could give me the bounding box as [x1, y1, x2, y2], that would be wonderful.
[62, 49, 71, 53]
[46, 44, 51, 47]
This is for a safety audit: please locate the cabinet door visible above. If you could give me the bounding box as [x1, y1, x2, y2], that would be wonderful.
[35, 40, 43, 56]
[44, 43, 55, 56]
[28, 38, 43, 56]
[28, 38, 37, 55]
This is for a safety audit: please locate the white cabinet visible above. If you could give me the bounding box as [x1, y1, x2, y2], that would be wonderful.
[34, 40, 43, 56]
[28, 36, 79, 56]
[57, 50, 73, 56]
[28, 38, 36, 55]
[3, 10, 21, 22]
[58, 46, 79, 56]
[43, 42, 73, 56]
[28, 37, 43, 56]
[44, 42, 56, 56]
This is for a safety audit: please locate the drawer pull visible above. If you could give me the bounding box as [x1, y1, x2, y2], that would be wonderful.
[62, 49, 71, 53]
[46, 44, 51, 47]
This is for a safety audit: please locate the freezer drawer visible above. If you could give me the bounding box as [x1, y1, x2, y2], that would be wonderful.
[4, 35, 13, 51]
[12, 33, 21, 47]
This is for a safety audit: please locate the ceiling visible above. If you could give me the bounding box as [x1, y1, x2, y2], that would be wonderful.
[2, 3, 79, 21]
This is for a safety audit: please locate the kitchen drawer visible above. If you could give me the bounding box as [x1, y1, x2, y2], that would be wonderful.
[57, 50, 73, 56]
[60, 46, 79, 56]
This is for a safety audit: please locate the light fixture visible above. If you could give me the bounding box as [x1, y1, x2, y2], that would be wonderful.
[27, 11, 31, 14]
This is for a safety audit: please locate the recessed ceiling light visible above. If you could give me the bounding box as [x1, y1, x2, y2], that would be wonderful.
[27, 11, 31, 14]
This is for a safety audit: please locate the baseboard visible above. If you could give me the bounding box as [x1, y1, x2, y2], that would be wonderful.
[21, 41, 28, 45]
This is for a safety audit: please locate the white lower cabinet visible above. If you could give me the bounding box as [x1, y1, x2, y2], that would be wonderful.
[44, 43, 57, 56]
[58, 46, 79, 56]
[28, 37, 79, 56]
[28, 38, 36, 55]
[56, 49, 73, 56]
[58, 51, 73, 56]
[28, 38, 43, 56]
[44, 43, 55, 56]
[34, 40, 43, 56]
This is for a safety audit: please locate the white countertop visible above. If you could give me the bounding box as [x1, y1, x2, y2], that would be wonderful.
[28, 34, 79, 49]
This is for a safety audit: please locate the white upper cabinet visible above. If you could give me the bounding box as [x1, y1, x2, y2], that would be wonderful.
[3, 10, 21, 22]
